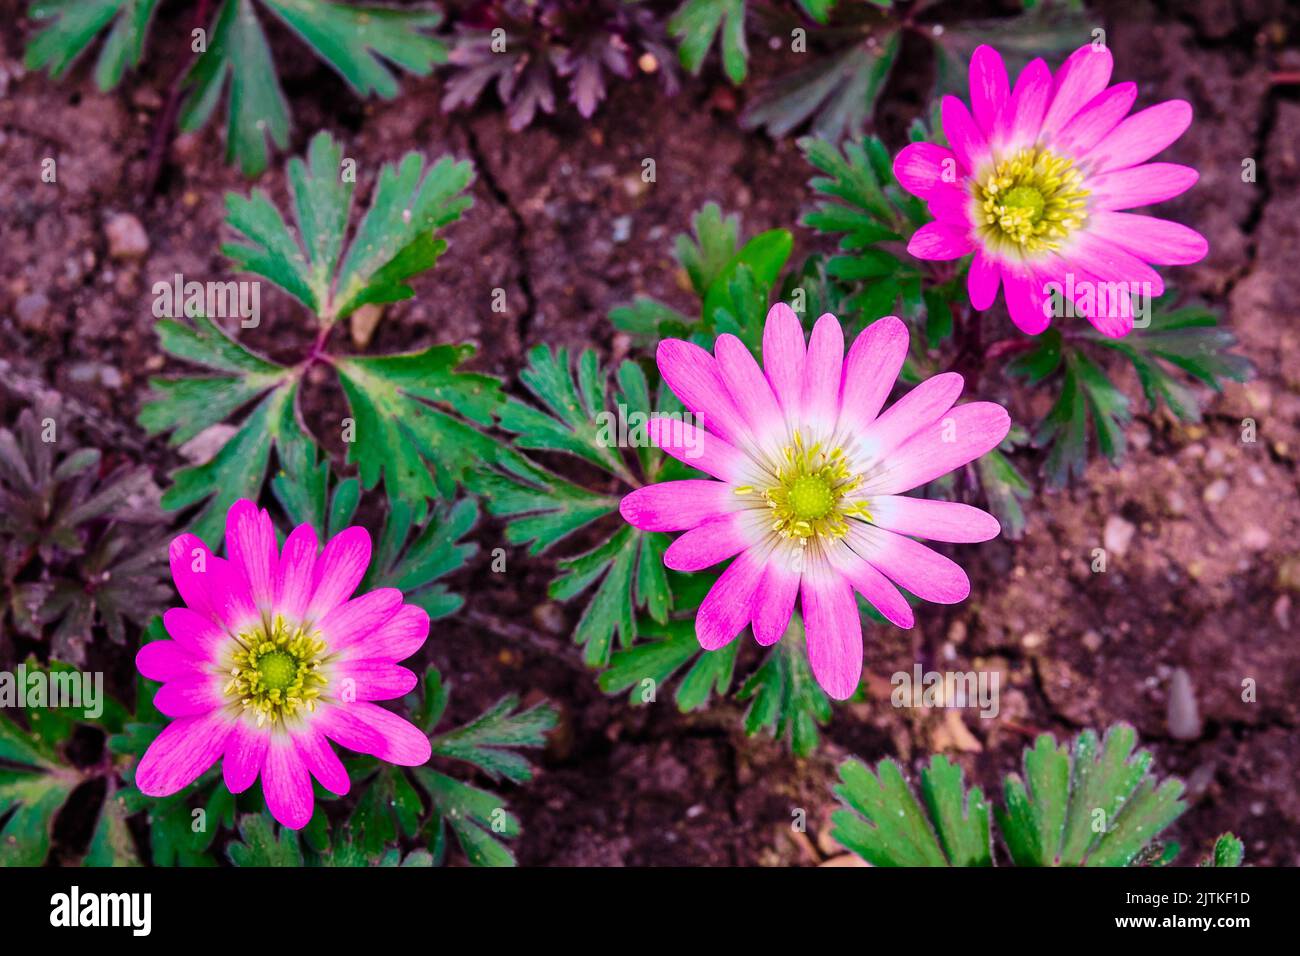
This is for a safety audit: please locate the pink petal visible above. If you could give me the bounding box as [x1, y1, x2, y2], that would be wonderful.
[968, 45, 1009, 137]
[908, 221, 975, 261]
[867, 496, 1001, 543]
[332, 660, 419, 701]
[751, 558, 800, 646]
[136, 640, 205, 682]
[836, 315, 908, 435]
[275, 523, 319, 622]
[646, 417, 749, 482]
[968, 251, 1001, 311]
[1087, 211, 1208, 266]
[656, 338, 750, 446]
[800, 566, 862, 700]
[831, 544, 914, 629]
[305, 526, 371, 622]
[865, 402, 1011, 496]
[225, 499, 278, 612]
[942, 95, 991, 173]
[1041, 45, 1113, 139]
[316, 588, 403, 652]
[1063, 231, 1165, 296]
[926, 183, 975, 227]
[1086, 100, 1192, 173]
[262, 735, 314, 830]
[289, 724, 350, 795]
[1002, 263, 1053, 335]
[715, 333, 786, 447]
[664, 512, 753, 572]
[1053, 82, 1136, 159]
[696, 549, 764, 650]
[893, 143, 961, 199]
[162, 607, 228, 659]
[169, 534, 256, 633]
[1089, 163, 1198, 211]
[858, 372, 965, 465]
[853, 525, 971, 604]
[801, 313, 845, 432]
[619, 480, 736, 532]
[1004, 58, 1052, 151]
[326, 702, 431, 765]
[762, 303, 806, 419]
[153, 674, 224, 718]
[313, 702, 386, 755]
[334, 604, 430, 662]
[135, 710, 235, 796]
[223, 719, 269, 794]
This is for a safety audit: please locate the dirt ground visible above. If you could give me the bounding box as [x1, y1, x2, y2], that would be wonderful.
[0, 0, 1297, 866]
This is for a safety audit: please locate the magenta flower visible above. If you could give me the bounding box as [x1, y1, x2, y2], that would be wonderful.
[894, 43, 1207, 338]
[619, 305, 1010, 700]
[134, 500, 431, 829]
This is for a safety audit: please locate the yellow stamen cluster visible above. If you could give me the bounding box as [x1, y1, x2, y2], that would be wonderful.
[225, 617, 328, 726]
[976, 147, 1088, 252]
[736, 431, 870, 543]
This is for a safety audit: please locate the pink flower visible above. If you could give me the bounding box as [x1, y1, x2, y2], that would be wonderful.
[619, 306, 1010, 700]
[135, 500, 431, 829]
[894, 43, 1207, 338]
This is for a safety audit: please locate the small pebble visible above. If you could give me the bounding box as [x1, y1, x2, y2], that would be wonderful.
[104, 212, 149, 260]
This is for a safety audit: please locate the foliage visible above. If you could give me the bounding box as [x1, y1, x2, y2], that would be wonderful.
[442, 0, 679, 129]
[1007, 296, 1253, 487]
[221, 665, 556, 866]
[470, 345, 680, 667]
[1, 661, 137, 865]
[0, 397, 169, 663]
[137, 131, 501, 545]
[833, 723, 1242, 867]
[26, 0, 447, 176]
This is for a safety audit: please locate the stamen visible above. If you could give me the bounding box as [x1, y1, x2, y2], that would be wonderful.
[225, 615, 328, 724]
[734, 429, 871, 542]
[975, 147, 1089, 253]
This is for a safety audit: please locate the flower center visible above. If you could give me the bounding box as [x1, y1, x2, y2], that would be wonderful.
[736, 431, 870, 542]
[225, 618, 328, 726]
[976, 147, 1088, 252]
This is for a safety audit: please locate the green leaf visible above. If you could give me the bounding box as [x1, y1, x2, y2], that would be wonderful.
[1091, 293, 1253, 422]
[430, 690, 557, 786]
[84, 781, 142, 866]
[996, 724, 1187, 867]
[670, 0, 749, 85]
[736, 616, 832, 757]
[677, 202, 740, 297]
[599, 616, 739, 712]
[180, 0, 290, 178]
[25, 0, 160, 91]
[180, 0, 446, 176]
[222, 130, 474, 322]
[1201, 832, 1245, 867]
[832, 754, 992, 866]
[1034, 349, 1131, 487]
[227, 812, 304, 866]
[975, 430, 1032, 540]
[474, 347, 676, 667]
[335, 345, 503, 522]
[138, 315, 305, 546]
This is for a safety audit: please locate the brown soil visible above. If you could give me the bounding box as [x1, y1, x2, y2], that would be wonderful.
[0, 0, 1296, 866]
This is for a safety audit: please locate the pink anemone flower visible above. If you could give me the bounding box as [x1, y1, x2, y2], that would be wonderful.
[619, 305, 1010, 700]
[894, 43, 1207, 338]
[134, 500, 431, 829]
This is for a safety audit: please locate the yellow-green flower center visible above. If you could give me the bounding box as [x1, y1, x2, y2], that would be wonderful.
[976, 147, 1088, 253]
[735, 432, 870, 542]
[225, 618, 328, 726]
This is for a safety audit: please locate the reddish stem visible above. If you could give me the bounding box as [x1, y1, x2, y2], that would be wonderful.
[143, 0, 215, 196]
